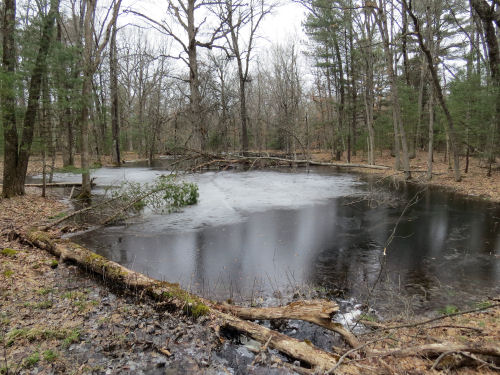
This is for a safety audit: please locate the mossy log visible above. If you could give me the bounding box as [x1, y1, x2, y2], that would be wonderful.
[216, 301, 360, 348]
[23, 230, 348, 373]
[221, 313, 340, 371]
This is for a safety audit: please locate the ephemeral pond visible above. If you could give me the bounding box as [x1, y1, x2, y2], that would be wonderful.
[41, 165, 500, 316]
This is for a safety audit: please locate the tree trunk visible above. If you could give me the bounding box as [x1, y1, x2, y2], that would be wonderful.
[376, 1, 411, 179]
[362, 12, 376, 165]
[2, 0, 58, 197]
[110, 22, 121, 165]
[80, 0, 94, 198]
[406, 1, 461, 181]
[1, 0, 20, 197]
[427, 86, 434, 180]
[470, 0, 500, 176]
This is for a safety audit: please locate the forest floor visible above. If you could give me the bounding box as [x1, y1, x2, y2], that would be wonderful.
[0, 152, 499, 374]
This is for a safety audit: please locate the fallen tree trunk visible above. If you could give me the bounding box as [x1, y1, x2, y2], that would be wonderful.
[222, 313, 339, 370]
[216, 301, 360, 348]
[244, 156, 390, 170]
[191, 155, 390, 171]
[23, 230, 346, 373]
[373, 342, 500, 358]
[0, 182, 88, 188]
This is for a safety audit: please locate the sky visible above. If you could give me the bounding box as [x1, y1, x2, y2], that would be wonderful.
[116, 0, 313, 85]
[118, 0, 308, 53]
[260, 1, 308, 46]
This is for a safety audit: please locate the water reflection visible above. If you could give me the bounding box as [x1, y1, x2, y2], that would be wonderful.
[73, 170, 500, 313]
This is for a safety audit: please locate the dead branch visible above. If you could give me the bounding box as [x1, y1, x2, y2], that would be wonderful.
[42, 195, 122, 230]
[364, 302, 500, 335]
[326, 334, 391, 374]
[216, 301, 360, 348]
[455, 351, 500, 371]
[373, 342, 500, 359]
[243, 156, 390, 170]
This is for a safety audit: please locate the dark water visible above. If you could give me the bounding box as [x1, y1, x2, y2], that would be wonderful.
[69, 167, 499, 315]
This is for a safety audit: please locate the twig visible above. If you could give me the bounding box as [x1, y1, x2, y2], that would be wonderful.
[326, 334, 391, 374]
[429, 324, 483, 333]
[458, 351, 500, 371]
[431, 350, 456, 370]
[363, 303, 500, 335]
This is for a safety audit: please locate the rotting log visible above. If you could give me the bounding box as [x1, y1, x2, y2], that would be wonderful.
[22, 230, 346, 373]
[221, 313, 340, 371]
[216, 301, 360, 348]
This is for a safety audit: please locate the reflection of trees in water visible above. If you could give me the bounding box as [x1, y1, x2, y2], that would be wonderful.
[74, 182, 500, 312]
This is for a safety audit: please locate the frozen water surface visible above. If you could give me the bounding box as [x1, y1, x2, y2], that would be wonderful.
[40, 167, 500, 314]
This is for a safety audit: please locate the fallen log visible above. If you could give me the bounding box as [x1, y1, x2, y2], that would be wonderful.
[243, 156, 391, 170]
[23, 230, 345, 373]
[0, 182, 86, 188]
[216, 301, 360, 348]
[180, 148, 391, 171]
[222, 313, 339, 371]
[373, 342, 500, 359]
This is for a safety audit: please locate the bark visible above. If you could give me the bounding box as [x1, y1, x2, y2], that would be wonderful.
[427, 85, 434, 180]
[79, 0, 122, 197]
[361, 12, 376, 165]
[1, 0, 19, 197]
[186, 0, 206, 151]
[216, 301, 360, 348]
[333, 35, 346, 160]
[221, 314, 340, 371]
[2, 0, 59, 197]
[110, 22, 121, 165]
[373, 342, 500, 358]
[470, 0, 499, 176]
[414, 57, 426, 156]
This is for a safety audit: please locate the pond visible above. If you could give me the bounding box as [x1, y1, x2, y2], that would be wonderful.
[40, 165, 500, 316]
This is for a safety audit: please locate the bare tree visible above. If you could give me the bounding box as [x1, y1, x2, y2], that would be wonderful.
[405, 0, 461, 182]
[375, 0, 411, 179]
[128, 0, 227, 151]
[218, 0, 274, 152]
[79, 0, 122, 197]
